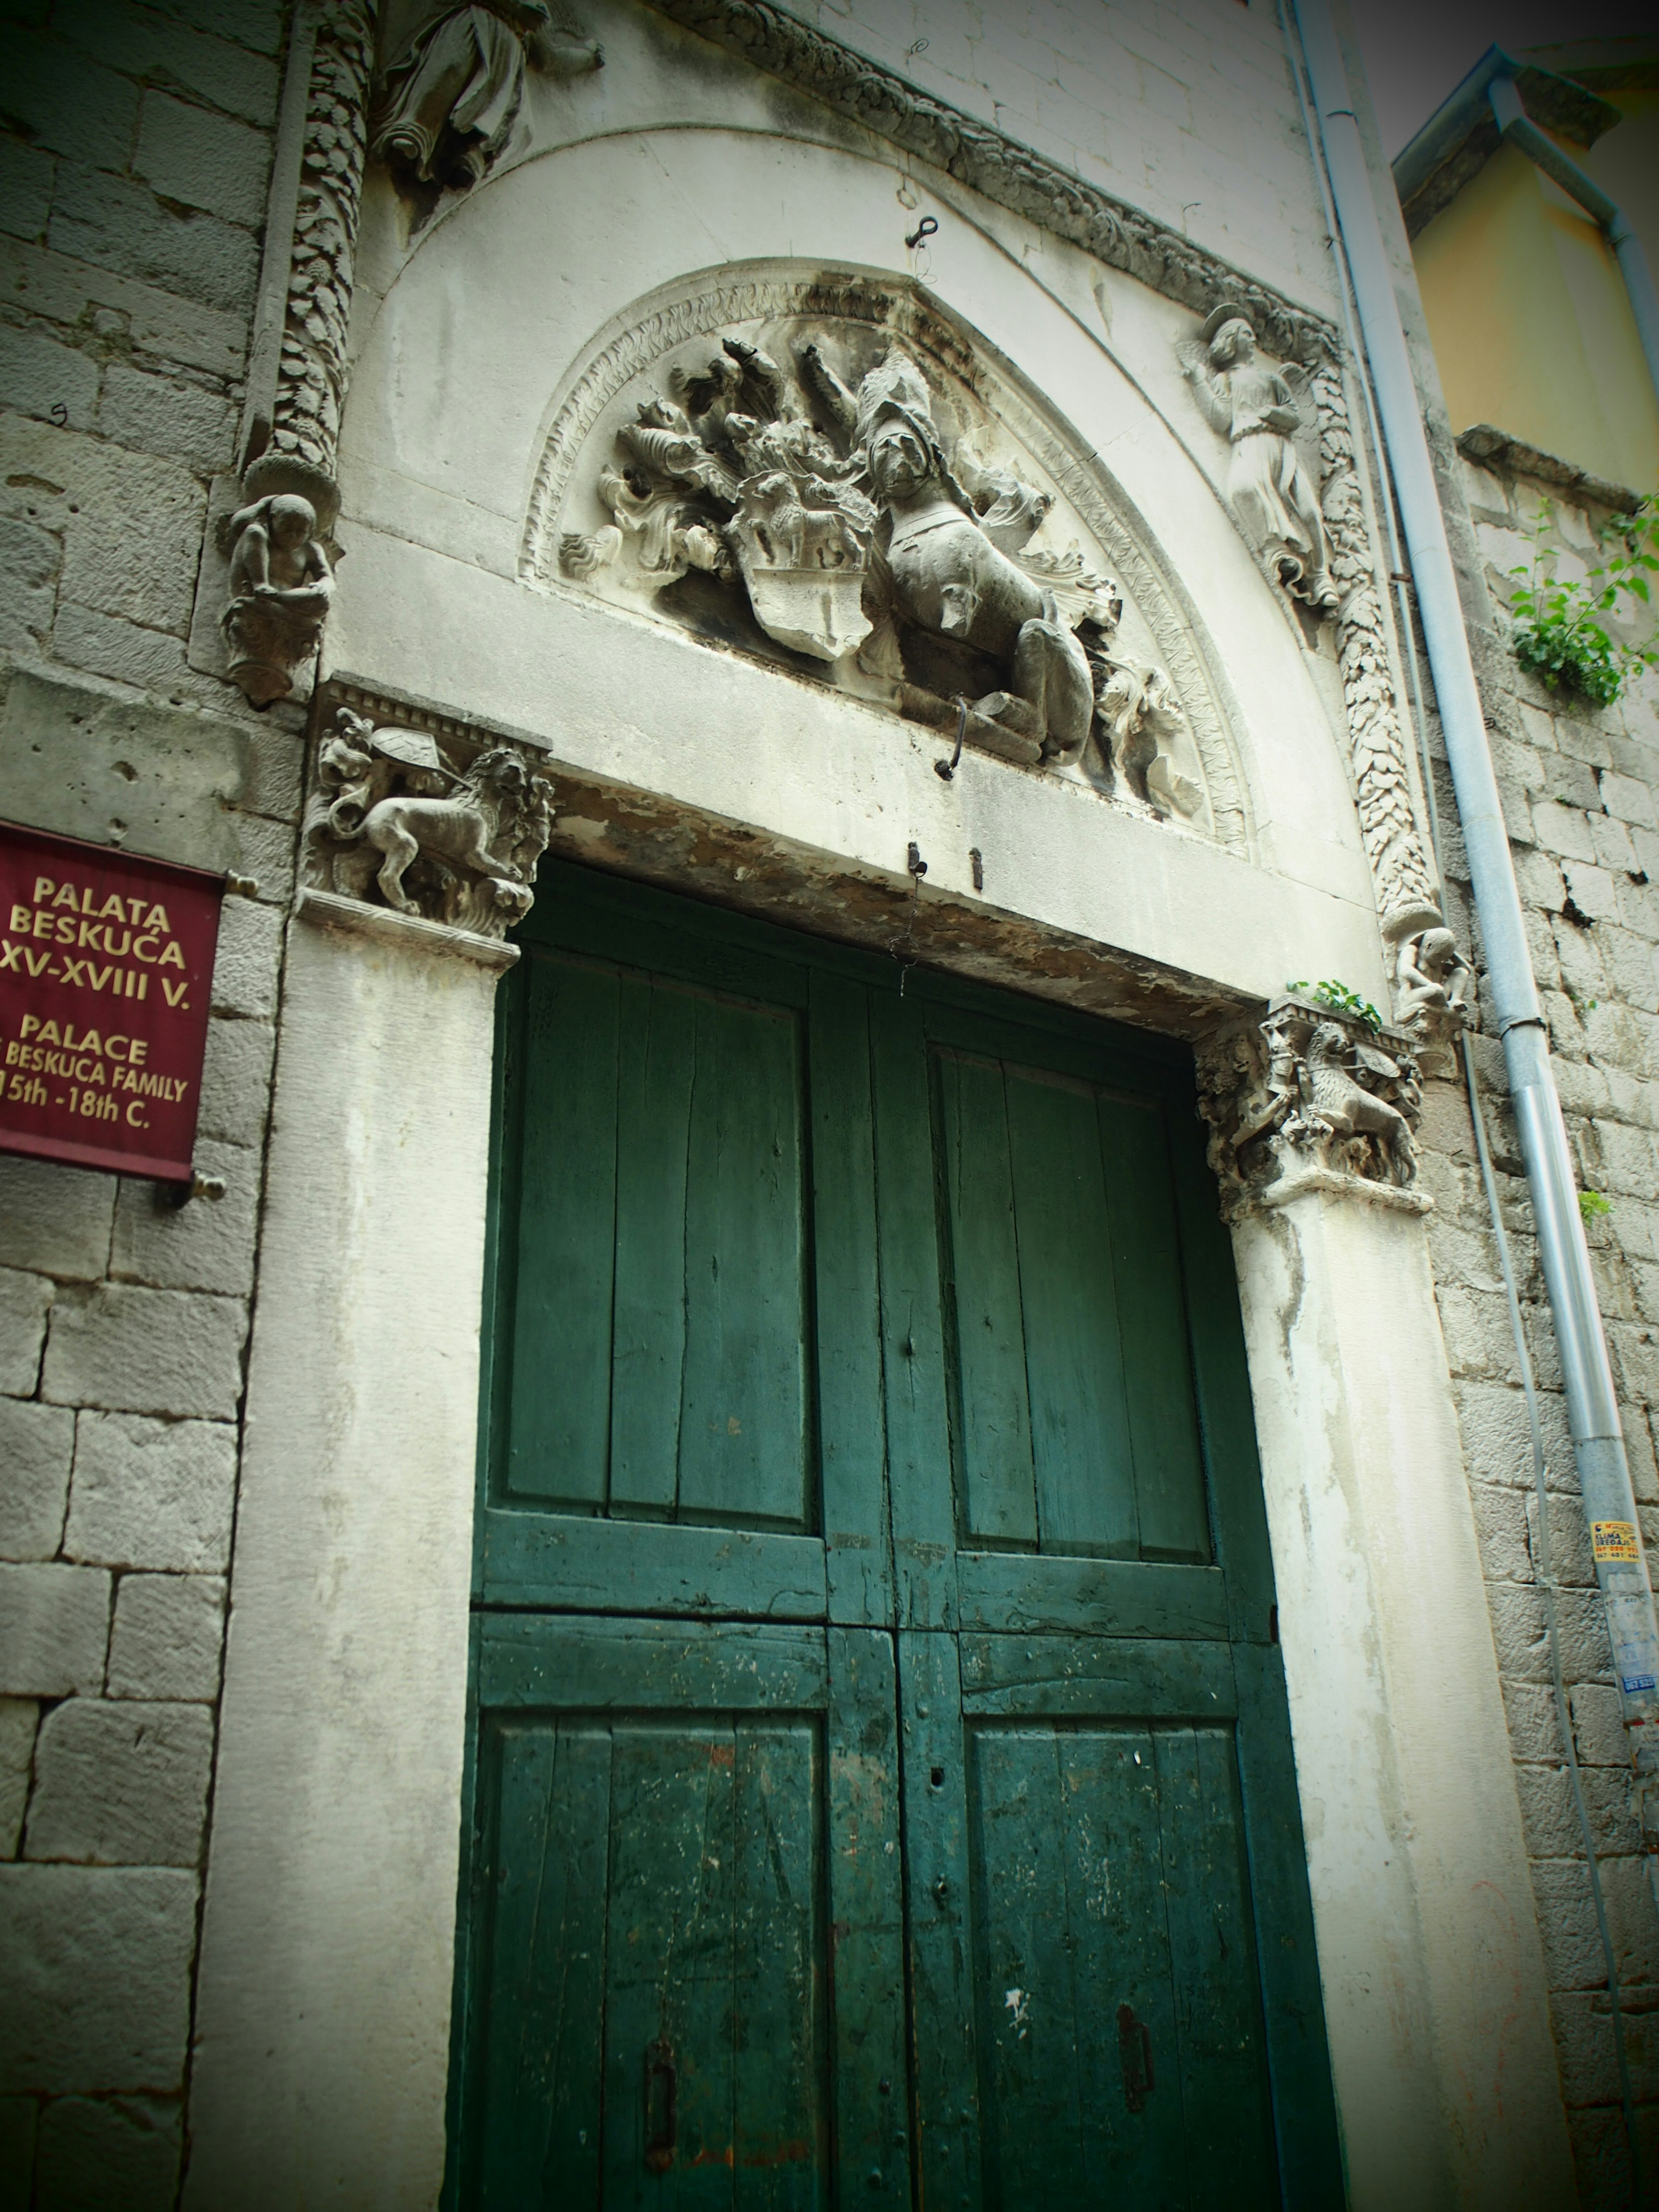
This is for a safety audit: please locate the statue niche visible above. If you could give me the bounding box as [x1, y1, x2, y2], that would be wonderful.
[556, 312, 1199, 804]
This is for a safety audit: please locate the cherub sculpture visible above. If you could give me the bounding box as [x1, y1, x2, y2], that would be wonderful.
[1178, 304, 1337, 612]
[372, 0, 601, 191]
[221, 492, 335, 707]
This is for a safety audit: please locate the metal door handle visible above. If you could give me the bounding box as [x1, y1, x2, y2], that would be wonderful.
[645, 2037, 677, 2172]
[1116, 2003, 1154, 2113]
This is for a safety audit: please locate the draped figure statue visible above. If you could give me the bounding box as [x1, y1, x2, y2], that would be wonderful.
[1179, 304, 1338, 612]
[372, 0, 601, 190]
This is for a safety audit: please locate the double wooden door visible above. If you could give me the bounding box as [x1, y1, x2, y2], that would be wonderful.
[445, 864, 1340, 2208]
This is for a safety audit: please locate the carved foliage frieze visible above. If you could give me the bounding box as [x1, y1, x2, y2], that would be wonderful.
[1197, 995, 1428, 1220]
[302, 706, 555, 938]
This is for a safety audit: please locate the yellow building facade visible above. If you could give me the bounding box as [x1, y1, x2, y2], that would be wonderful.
[1400, 45, 1659, 495]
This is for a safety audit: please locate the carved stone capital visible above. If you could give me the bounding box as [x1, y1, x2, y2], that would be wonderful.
[300, 693, 555, 942]
[1197, 995, 1430, 1223]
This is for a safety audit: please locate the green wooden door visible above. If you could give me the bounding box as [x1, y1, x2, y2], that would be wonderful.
[446, 865, 1341, 2209]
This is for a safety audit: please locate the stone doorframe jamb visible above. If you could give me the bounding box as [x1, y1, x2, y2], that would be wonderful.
[184, 885, 510, 2207]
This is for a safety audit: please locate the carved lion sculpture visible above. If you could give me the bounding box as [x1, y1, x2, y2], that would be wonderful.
[360, 746, 540, 921]
[1300, 1020, 1415, 1183]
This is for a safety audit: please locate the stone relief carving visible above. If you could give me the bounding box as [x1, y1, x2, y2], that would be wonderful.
[546, 284, 1218, 815]
[203, 2, 372, 709]
[302, 708, 555, 935]
[1197, 995, 1427, 1220]
[1306, 353, 1446, 953]
[1177, 305, 1337, 613]
[273, 0, 375, 480]
[372, 0, 601, 190]
[1395, 925, 1476, 1069]
[226, 0, 1449, 1001]
[220, 478, 337, 707]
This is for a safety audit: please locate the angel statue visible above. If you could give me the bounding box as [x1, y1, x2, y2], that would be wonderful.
[372, 0, 601, 191]
[1178, 303, 1338, 613]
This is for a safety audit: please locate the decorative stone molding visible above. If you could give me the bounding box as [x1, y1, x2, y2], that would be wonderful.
[1197, 995, 1430, 1222]
[642, 0, 1335, 367]
[271, 0, 375, 480]
[1309, 354, 1445, 944]
[301, 704, 554, 940]
[212, 0, 375, 709]
[294, 885, 523, 969]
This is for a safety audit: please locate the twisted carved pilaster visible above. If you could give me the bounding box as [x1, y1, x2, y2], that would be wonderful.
[1308, 355, 1443, 941]
[268, 0, 376, 479]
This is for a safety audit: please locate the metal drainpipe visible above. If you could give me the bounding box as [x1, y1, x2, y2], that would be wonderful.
[1488, 73, 1659, 414]
[1292, 0, 1659, 1821]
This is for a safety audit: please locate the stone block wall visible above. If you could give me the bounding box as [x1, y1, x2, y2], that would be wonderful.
[1414, 452, 1659, 2207]
[0, 2, 296, 2202]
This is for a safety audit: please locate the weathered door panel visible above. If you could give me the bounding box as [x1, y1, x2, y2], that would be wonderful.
[454, 1616, 907, 2208]
[455, 865, 1340, 2210]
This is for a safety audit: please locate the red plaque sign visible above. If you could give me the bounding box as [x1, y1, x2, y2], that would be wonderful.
[0, 820, 228, 1183]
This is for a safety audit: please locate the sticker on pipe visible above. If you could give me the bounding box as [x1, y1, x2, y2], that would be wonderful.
[1593, 1520, 1641, 1564]
[0, 820, 226, 1184]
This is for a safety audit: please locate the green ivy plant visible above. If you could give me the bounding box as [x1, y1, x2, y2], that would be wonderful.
[1580, 1189, 1613, 1224]
[1506, 496, 1659, 709]
[1285, 979, 1383, 1032]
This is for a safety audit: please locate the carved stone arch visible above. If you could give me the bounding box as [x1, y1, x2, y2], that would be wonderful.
[519, 258, 1256, 860]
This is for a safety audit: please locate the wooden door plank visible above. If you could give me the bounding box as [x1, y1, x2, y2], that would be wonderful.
[482, 1509, 826, 1621]
[807, 976, 892, 1627]
[536, 879, 812, 1015]
[474, 1718, 611, 2204]
[897, 1631, 983, 2209]
[869, 996, 957, 1630]
[601, 1723, 740, 2207]
[733, 1719, 828, 2209]
[1064, 1725, 1188, 2202]
[479, 1614, 829, 1712]
[1003, 1068, 1139, 1557]
[964, 1720, 1189, 2205]
[1165, 1095, 1281, 1643]
[826, 1629, 910, 2206]
[1098, 1096, 1211, 1561]
[1231, 1644, 1346, 2209]
[506, 955, 620, 1505]
[610, 976, 698, 1514]
[677, 994, 810, 1530]
[953, 1551, 1228, 1640]
[1152, 1727, 1279, 2206]
[963, 1726, 1090, 2205]
[957, 1633, 1237, 1721]
[936, 1052, 1039, 1548]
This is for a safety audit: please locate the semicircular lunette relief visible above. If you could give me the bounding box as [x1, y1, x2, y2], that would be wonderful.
[521, 263, 1249, 849]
